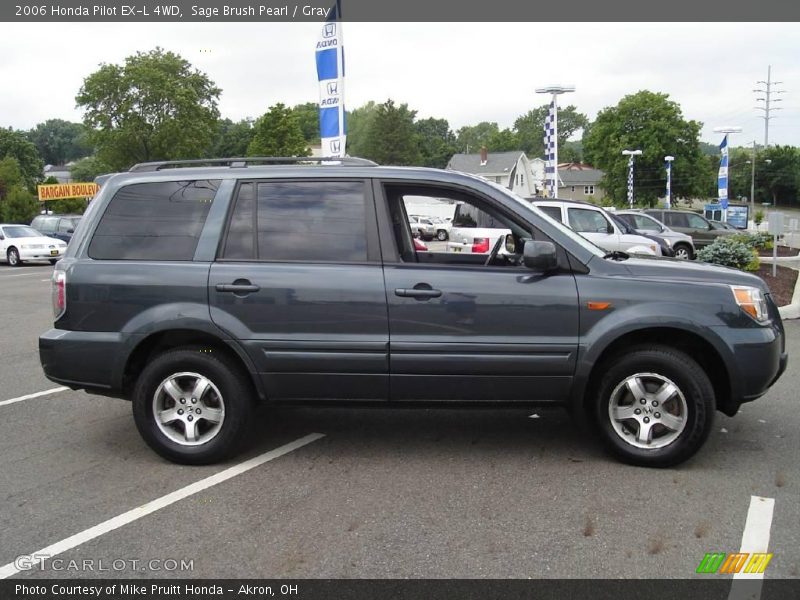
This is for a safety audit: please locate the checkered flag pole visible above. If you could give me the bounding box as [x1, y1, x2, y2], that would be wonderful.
[627, 155, 635, 208]
[543, 101, 556, 197]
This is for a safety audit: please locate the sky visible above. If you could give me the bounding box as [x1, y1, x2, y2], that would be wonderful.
[1, 22, 798, 148]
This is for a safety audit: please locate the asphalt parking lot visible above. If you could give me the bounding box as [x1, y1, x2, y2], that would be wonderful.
[0, 261, 798, 581]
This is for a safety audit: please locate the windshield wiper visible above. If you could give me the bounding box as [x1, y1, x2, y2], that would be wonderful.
[603, 250, 630, 261]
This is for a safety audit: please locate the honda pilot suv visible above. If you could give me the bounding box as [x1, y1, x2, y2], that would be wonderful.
[39, 158, 787, 467]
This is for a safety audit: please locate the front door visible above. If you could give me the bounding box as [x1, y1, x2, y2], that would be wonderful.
[378, 183, 580, 402]
[208, 179, 389, 401]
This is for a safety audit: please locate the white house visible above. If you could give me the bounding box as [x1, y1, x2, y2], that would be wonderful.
[446, 148, 540, 197]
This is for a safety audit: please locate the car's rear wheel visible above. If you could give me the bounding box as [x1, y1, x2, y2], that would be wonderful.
[436, 229, 448, 241]
[7, 248, 21, 267]
[673, 244, 692, 260]
[132, 347, 255, 464]
[594, 345, 715, 467]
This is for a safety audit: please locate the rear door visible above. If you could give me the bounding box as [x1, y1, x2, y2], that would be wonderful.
[208, 179, 389, 402]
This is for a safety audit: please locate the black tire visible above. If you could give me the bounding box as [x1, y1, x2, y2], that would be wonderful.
[593, 345, 715, 468]
[436, 229, 448, 241]
[7, 247, 22, 267]
[132, 347, 256, 465]
[673, 243, 693, 260]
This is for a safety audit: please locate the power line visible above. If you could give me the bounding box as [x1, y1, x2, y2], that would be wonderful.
[754, 65, 786, 147]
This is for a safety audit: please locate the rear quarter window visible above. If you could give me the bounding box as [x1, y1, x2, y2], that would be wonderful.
[88, 180, 219, 260]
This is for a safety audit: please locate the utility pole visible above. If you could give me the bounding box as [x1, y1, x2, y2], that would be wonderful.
[754, 65, 785, 147]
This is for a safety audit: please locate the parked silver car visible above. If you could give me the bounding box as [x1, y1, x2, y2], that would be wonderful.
[615, 210, 696, 260]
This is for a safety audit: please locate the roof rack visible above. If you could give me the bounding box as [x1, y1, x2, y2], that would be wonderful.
[128, 156, 378, 172]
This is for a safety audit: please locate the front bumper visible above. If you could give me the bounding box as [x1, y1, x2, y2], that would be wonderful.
[20, 247, 65, 261]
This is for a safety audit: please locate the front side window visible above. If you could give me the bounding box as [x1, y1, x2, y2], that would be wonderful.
[664, 212, 689, 228]
[88, 180, 219, 260]
[568, 208, 611, 233]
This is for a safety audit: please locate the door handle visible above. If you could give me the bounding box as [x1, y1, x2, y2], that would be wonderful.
[395, 287, 442, 299]
[216, 282, 260, 294]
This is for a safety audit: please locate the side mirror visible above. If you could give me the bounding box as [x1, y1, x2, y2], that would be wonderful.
[606, 223, 615, 234]
[523, 241, 558, 272]
[67, 228, 74, 234]
[503, 234, 517, 254]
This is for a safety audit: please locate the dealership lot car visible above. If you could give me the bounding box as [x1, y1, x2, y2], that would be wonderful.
[0, 224, 67, 266]
[30, 214, 83, 244]
[644, 209, 736, 249]
[39, 157, 787, 467]
[614, 210, 695, 259]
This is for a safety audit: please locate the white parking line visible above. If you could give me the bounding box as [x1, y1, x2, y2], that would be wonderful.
[727, 495, 776, 600]
[0, 387, 69, 408]
[0, 432, 325, 579]
[0, 272, 53, 279]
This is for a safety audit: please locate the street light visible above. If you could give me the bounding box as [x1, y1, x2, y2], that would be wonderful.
[664, 156, 675, 210]
[536, 85, 575, 197]
[622, 149, 642, 208]
[713, 126, 742, 220]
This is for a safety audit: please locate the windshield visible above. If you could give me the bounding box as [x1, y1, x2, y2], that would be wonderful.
[2, 226, 43, 238]
[477, 179, 606, 257]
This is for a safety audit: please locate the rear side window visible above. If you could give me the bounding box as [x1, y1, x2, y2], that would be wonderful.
[664, 212, 689, 228]
[538, 205, 562, 222]
[631, 214, 662, 231]
[88, 180, 219, 260]
[33, 216, 58, 233]
[221, 181, 368, 263]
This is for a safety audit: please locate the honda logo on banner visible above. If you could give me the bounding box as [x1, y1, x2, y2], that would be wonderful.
[315, 0, 346, 158]
[330, 140, 341, 154]
[327, 82, 339, 95]
[323, 23, 336, 38]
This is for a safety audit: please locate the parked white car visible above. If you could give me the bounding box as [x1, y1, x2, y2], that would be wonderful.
[447, 202, 511, 254]
[0, 224, 67, 266]
[408, 215, 436, 241]
[430, 217, 451, 241]
[531, 200, 661, 256]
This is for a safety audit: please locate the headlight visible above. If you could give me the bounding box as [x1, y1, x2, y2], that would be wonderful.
[650, 244, 657, 253]
[730, 286, 769, 322]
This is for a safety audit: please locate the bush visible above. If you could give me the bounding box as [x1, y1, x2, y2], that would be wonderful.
[754, 210, 764, 226]
[731, 232, 773, 251]
[696, 237, 757, 271]
[0, 185, 39, 223]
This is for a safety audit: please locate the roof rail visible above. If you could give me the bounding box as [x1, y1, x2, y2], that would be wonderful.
[128, 156, 378, 172]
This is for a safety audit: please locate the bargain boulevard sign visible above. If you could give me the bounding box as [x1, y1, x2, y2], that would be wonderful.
[37, 183, 99, 201]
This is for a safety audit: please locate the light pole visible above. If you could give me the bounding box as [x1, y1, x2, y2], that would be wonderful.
[536, 85, 575, 197]
[622, 149, 642, 208]
[664, 155, 675, 209]
[713, 126, 742, 221]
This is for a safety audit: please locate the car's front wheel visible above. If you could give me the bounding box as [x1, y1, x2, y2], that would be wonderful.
[673, 243, 693, 260]
[132, 347, 255, 464]
[7, 248, 22, 267]
[436, 229, 448, 241]
[594, 345, 715, 467]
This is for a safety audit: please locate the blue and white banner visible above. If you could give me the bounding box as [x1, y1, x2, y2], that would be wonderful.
[665, 160, 672, 210]
[718, 134, 729, 209]
[315, 0, 345, 157]
[543, 101, 556, 197]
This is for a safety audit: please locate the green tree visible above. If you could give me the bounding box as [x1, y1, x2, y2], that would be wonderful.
[247, 103, 310, 157]
[69, 156, 114, 182]
[27, 119, 92, 165]
[292, 102, 321, 143]
[208, 118, 254, 158]
[455, 122, 499, 154]
[0, 156, 24, 200]
[760, 146, 799, 207]
[415, 117, 457, 168]
[583, 91, 706, 206]
[1, 186, 39, 223]
[361, 100, 421, 166]
[514, 105, 589, 157]
[76, 47, 221, 170]
[0, 128, 44, 190]
[486, 128, 519, 152]
[346, 101, 379, 158]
